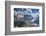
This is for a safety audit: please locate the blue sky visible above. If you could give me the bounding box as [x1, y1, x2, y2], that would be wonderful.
[14, 8, 39, 14]
[31, 9, 39, 14]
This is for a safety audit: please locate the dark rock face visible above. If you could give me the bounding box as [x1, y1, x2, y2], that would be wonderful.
[14, 21, 25, 27]
[23, 15, 33, 21]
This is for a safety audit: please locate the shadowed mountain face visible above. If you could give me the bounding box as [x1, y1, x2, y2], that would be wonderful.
[14, 21, 25, 27]
[14, 8, 39, 27]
